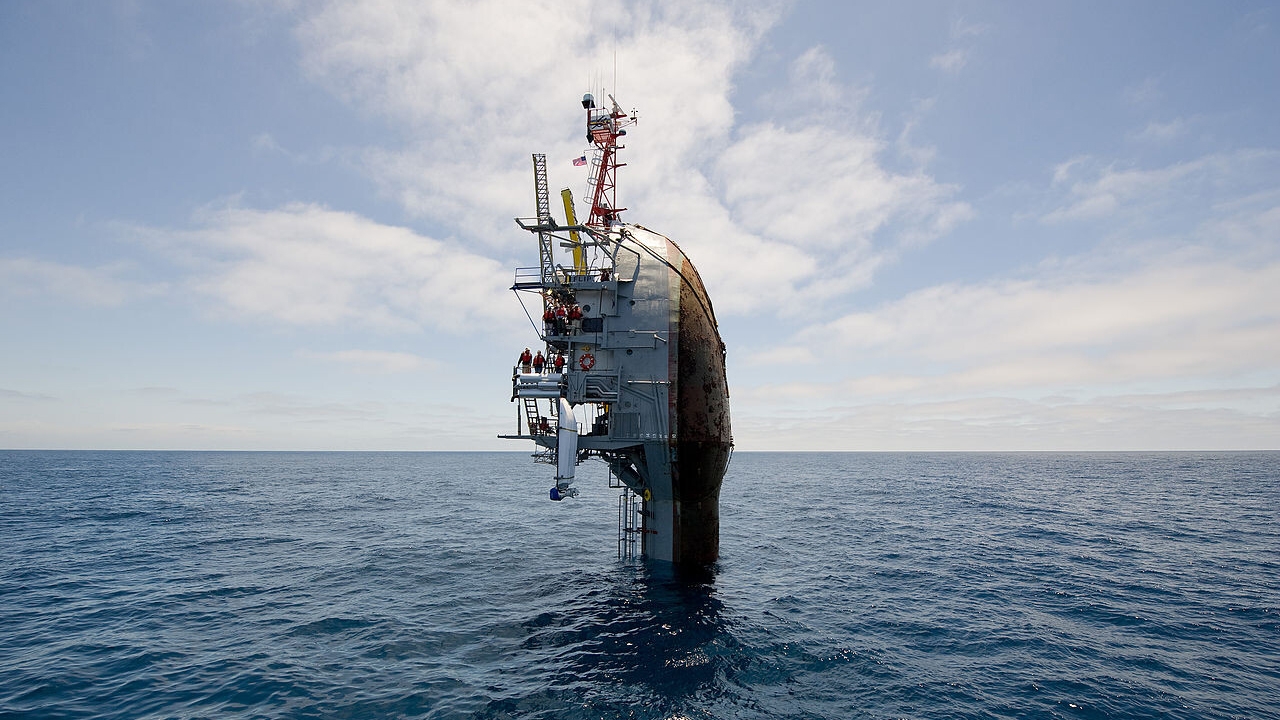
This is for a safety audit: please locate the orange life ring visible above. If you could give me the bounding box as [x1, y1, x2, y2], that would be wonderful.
[578, 353, 595, 371]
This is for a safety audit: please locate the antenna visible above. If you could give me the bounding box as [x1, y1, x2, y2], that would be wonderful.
[580, 91, 637, 228]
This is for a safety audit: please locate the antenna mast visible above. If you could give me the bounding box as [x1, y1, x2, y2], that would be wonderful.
[581, 92, 637, 229]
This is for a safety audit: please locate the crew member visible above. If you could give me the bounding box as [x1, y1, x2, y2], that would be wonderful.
[553, 354, 565, 373]
[532, 350, 545, 374]
[554, 305, 568, 336]
[519, 347, 532, 373]
[567, 304, 583, 334]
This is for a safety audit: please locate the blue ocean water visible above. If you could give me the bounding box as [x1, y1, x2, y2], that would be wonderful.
[1, 451, 1277, 719]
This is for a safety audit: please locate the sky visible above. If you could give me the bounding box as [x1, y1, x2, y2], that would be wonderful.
[2, 0, 1278, 451]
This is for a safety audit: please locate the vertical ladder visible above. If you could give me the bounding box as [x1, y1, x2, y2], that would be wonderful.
[522, 396, 559, 436]
[613, 468, 640, 559]
[524, 396, 559, 466]
[532, 154, 555, 285]
[522, 396, 541, 436]
[585, 154, 601, 195]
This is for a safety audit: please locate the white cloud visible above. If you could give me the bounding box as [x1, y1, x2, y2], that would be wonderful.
[8, 0, 1279, 451]
[930, 48, 968, 72]
[0, 388, 57, 401]
[929, 16, 988, 73]
[707, 119, 971, 308]
[1131, 118, 1188, 143]
[790, 253, 1280, 392]
[284, 2, 966, 317]
[1042, 149, 1280, 224]
[292, 0, 767, 238]
[238, 390, 386, 419]
[769, 45, 851, 111]
[896, 97, 939, 168]
[732, 387, 1280, 451]
[727, 137, 1280, 449]
[0, 258, 164, 307]
[251, 131, 285, 155]
[718, 124, 905, 248]
[137, 202, 514, 334]
[303, 348, 436, 373]
[298, 0, 592, 128]
[1201, 192, 1280, 250]
[631, 45, 971, 314]
[1123, 76, 1163, 106]
[730, 231, 1280, 448]
[950, 17, 990, 39]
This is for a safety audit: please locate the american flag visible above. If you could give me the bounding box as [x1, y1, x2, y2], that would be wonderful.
[572, 155, 587, 167]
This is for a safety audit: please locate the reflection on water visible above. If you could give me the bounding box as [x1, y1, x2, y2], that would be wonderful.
[480, 563, 742, 718]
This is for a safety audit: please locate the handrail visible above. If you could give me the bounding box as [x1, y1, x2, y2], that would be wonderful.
[513, 266, 544, 287]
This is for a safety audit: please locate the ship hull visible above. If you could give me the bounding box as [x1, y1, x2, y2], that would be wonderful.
[509, 102, 730, 566]
[645, 231, 732, 565]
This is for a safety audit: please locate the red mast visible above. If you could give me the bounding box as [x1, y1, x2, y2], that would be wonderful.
[581, 93, 637, 229]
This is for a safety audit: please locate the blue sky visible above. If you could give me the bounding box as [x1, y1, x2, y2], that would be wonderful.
[2, 0, 1278, 450]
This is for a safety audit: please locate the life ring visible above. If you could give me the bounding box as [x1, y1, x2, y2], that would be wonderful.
[578, 353, 595, 371]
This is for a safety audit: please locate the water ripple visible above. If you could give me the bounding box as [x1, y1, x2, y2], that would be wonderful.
[2, 451, 1278, 718]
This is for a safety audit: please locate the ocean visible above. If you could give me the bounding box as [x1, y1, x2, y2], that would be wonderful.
[1, 450, 1277, 719]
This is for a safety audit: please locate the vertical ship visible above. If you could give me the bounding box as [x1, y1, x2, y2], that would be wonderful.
[500, 93, 732, 565]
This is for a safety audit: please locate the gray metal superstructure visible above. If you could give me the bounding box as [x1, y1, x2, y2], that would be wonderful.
[501, 95, 732, 565]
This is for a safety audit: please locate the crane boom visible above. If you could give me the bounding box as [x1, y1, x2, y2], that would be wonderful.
[561, 188, 585, 274]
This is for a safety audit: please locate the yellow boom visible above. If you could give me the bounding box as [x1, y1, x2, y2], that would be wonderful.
[561, 188, 586, 274]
